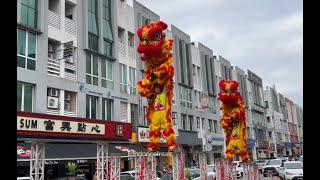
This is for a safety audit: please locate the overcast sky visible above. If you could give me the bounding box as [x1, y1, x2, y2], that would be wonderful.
[136, 0, 303, 107]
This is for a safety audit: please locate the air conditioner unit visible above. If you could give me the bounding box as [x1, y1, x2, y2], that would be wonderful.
[64, 102, 71, 111]
[65, 55, 74, 64]
[47, 96, 59, 109]
[65, 93, 71, 101]
[49, 88, 59, 97]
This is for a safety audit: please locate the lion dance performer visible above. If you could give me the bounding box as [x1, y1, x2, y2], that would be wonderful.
[218, 80, 250, 162]
[136, 21, 177, 152]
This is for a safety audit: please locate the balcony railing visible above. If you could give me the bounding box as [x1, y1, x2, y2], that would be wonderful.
[65, 17, 76, 35]
[118, 42, 126, 56]
[64, 61, 76, 81]
[48, 10, 61, 29]
[47, 58, 60, 77]
[128, 46, 135, 59]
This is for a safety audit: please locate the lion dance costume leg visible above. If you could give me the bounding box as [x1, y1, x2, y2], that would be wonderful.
[136, 21, 177, 152]
[218, 80, 250, 162]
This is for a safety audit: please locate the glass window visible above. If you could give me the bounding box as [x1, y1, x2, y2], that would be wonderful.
[129, 67, 136, 95]
[189, 115, 193, 131]
[196, 117, 200, 128]
[17, 29, 36, 70]
[102, 98, 113, 121]
[20, 0, 37, 28]
[120, 64, 127, 93]
[88, 0, 99, 51]
[86, 95, 98, 119]
[182, 114, 187, 130]
[104, 40, 112, 57]
[208, 119, 213, 132]
[86, 53, 99, 86]
[201, 118, 205, 129]
[213, 120, 218, 133]
[17, 82, 33, 112]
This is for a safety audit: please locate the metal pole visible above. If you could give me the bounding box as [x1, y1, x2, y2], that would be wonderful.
[96, 143, 108, 180]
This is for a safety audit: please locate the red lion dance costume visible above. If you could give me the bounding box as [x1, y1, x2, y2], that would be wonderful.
[136, 21, 177, 152]
[218, 80, 250, 162]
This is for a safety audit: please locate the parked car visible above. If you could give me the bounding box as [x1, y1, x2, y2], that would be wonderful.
[262, 159, 282, 177]
[277, 161, 303, 180]
[120, 174, 135, 180]
[120, 170, 135, 177]
[254, 160, 267, 173]
[207, 164, 216, 180]
[232, 161, 244, 178]
[17, 177, 30, 180]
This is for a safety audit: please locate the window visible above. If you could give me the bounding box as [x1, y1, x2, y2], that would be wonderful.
[269, 132, 272, 139]
[17, 29, 36, 70]
[213, 120, 218, 133]
[178, 40, 185, 84]
[208, 119, 213, 133]
[182, 114, 187, 130]
[86, 54, 99, 86]
[172, 112, 177, 125]
[196, 117, 200, 128]
[267, 116, 270, 122]
[188, 115, 194, 131]
[20, 0, 37, 28]
[103, 0, 113, 57]
[64, 91, 76, 112]
[201, 118, 205, 129]
[247, 127, 250, 138]
[142, 106, 148, 126]
[180, 86, 192, 108]
[101, 60, 113, 89]
[129, 67, 136, 95]
[86, 95, 98, 119]
[142, 16, 150, 25]
[17, 82, 33, 112]
[102, 98, 113, 121]
[120, 64, 127, 93]
[208, 96, 216, 114]
[120, 101, 128, 122]
[88, 0, 99, 51]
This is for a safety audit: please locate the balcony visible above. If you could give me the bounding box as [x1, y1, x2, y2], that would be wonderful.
[48, 10, 77, 46]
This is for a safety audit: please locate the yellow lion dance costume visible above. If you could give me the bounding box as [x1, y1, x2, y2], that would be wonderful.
[218, 80, 250, 162]
[136, 21, 177, 152]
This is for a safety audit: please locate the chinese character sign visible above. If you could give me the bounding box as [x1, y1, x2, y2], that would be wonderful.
[17, 116, 105, 135]
[136, 21, 177, 152]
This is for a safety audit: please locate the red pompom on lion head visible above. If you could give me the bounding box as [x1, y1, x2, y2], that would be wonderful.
[218, 80, 241, 106]
[137, 21, 169, 61]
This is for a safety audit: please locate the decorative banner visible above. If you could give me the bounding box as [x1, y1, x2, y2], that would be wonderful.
[218, 80, 250, 162]
[17, 144, 31, 158]
[200, 91, 209, 109]
[17, 116, 105, 135]
[136, 21, 177, 152]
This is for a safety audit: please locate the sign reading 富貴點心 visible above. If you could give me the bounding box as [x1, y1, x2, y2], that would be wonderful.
[17, 116, 105, 135]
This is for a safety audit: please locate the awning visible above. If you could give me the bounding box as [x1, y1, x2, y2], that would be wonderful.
[17, 142, 147, 161]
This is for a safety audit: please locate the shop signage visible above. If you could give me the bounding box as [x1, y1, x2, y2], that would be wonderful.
[17, 144, 31, 158]
[258, 141, 269, 148]
[137, 127, 166, 143]
[17, 116, 105, 135]
[206, 134, 224, 145]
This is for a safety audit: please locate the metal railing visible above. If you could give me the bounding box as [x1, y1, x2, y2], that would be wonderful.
[65, 17, 76, 35]
[47, 58, 60, 77]
[48, 10, 60, 29]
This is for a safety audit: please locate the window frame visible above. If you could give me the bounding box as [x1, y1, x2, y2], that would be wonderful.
[129, 67, 136, 95]
[119, 63, 127, 93]
[208, 119, 213, 133]
[19, 0, 38, 28]
[101, 59, 113, 89]
[86, 53, 99, 86]
[17, 28, 37, 70]
[86, 95, 98, 119]
[17, 82, 34, 112]
[102, 97, 113, 121]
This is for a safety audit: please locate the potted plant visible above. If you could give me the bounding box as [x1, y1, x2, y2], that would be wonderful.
[67, 162, 78, 180]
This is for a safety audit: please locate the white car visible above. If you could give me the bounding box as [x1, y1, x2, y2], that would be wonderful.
[120, 170, 135, 177]
[232, 161, 244, 178]
[262, 159, 282, 177]
[17, 177, 30, 180]
[277, 161, 303, 180]
[207, 165, 216, 180]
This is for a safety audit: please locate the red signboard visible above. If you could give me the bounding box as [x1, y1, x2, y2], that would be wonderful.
[17, 111, 132, 141]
